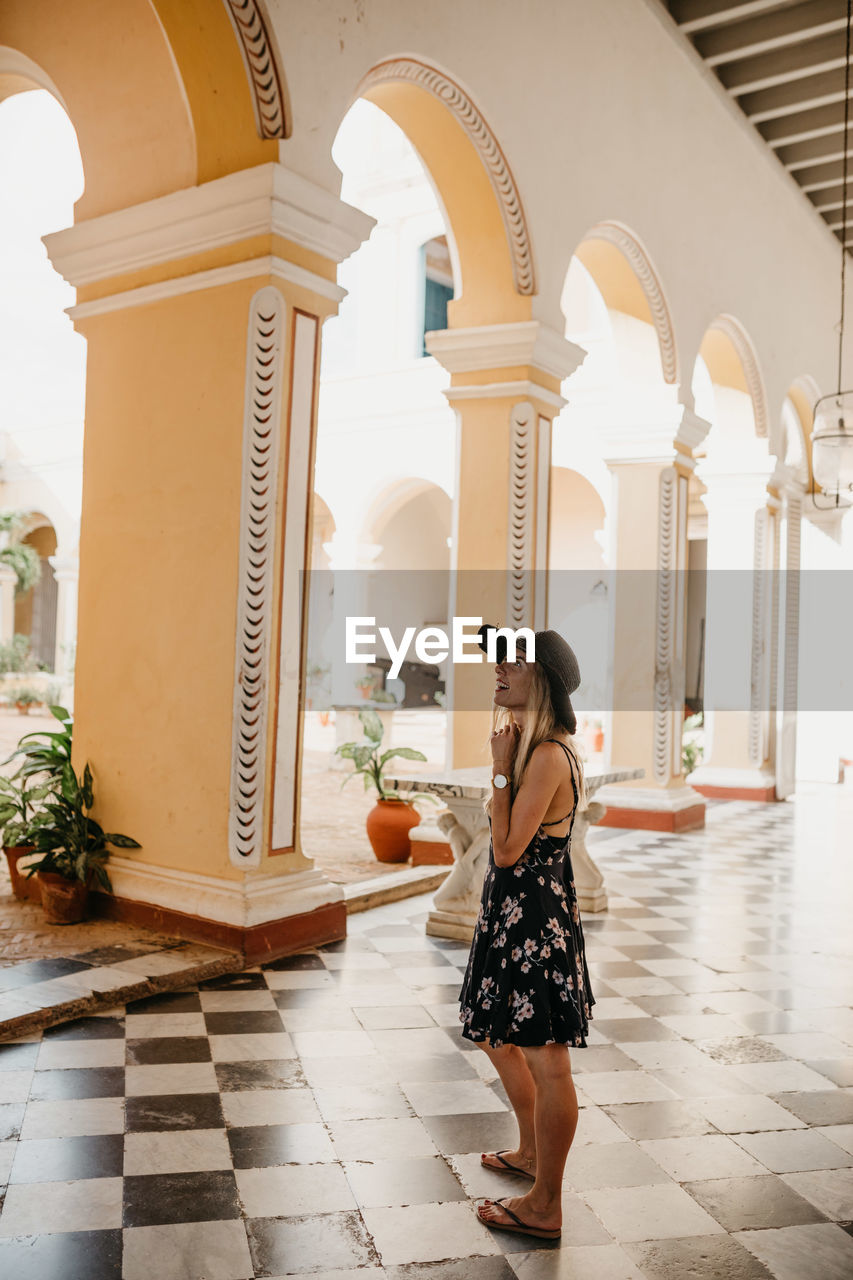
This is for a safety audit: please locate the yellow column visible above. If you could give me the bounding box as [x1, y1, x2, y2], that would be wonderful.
[426, 323, 586, 767]
[46, 163, 374, 960]
[596, 409, 709, 831]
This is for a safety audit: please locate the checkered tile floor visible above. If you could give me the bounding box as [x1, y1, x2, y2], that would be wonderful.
[1, 790, 852, 1279]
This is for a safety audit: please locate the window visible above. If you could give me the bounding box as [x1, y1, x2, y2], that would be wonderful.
[421, 235, 453, 356]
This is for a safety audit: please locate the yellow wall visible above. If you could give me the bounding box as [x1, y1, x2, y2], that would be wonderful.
[0, 0, 279, 220]
[73, 281, 259, 880]
[364, 81, 531, 329]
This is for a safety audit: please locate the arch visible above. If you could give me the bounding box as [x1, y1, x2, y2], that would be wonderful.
[576, 221, 678, 385]
[363, 476, 452, 547]
[700, 315, 769, 439]
[548, 468, 606, 572]
[0, 0, 290, 220]
[784, 374, 821, 487]
[355, 56, 533, 324]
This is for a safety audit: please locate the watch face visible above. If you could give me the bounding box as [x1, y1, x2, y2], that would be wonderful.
[493, 773, 508, 789]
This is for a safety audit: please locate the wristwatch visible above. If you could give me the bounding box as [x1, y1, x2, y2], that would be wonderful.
[492, 773, 509, 790]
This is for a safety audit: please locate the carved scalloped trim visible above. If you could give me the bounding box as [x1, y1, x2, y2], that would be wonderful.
[708, 314, 769, 438]
[224, 0, 289, 139]
[585, 221, 678, 385]
[654, 467, 677, 784]
[358, 58, 534, 295]
[229, 286, 285, 866]
[748, 508, 767, 768]
[506, 401, 535, 626]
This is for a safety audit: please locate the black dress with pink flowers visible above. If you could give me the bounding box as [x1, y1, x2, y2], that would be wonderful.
[458, 740, 594, 1048]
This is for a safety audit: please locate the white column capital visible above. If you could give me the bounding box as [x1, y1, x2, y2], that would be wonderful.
[598, 397, 710, 467]
[323, 536, 383, 572]
[45, 163, 376, 289]
[426, 320, 585, 395]
[48, 554, 79, 582]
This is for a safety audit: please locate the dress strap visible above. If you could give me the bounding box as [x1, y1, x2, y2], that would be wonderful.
[539, 739, 579, 825]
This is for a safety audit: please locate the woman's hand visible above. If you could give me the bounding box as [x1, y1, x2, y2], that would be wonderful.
[490, 722, 520, 772]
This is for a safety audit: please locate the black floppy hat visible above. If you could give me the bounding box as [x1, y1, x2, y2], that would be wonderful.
[477, 623, 581, 736]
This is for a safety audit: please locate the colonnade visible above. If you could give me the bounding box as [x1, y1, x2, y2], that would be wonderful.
[0, 0, 838, 958]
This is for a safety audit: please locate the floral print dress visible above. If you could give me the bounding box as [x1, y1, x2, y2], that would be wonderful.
[459, 740, 594, 1048]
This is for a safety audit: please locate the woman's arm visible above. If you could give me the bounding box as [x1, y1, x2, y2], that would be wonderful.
[490, 737, 568, 868]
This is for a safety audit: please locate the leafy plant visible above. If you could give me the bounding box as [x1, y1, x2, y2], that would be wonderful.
[682, 711, 704, 776]
[0, 510, 42, 596]
[25, 760, 141, 890]
[0, 771, 55, 847]
[1, 543, 41, 596]
[335, 708, 433, 803]
[2, 704, 73, 779]
[11, 686, 42, 707]
[0, 634, 38, 675]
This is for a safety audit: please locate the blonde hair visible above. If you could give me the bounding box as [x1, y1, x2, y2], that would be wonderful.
[485, 663, 586, 816]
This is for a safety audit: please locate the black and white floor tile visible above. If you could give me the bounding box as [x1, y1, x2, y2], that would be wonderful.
[0, 791, 852, 1278]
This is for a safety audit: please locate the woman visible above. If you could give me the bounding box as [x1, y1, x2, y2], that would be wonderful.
[458, 624, 594, 1243]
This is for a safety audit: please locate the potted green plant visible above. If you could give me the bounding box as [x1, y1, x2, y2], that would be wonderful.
[355, 674, 376, 701]
[11, 686, 42, 716]
[335, 708, 432, 862]
[682, 711, 704, 777]
[2, 704, 72, 779]
[25, 760, 141, 924]
[0, 770, 54, 900]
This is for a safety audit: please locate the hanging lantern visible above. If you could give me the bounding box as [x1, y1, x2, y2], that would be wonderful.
[812, 392, 853, 497]
[811, 0, 853, 506]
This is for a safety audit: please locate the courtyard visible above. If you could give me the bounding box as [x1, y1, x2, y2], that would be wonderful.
[0, 785, 851, 1278]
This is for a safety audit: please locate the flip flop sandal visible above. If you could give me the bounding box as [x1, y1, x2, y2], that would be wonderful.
[477, 1197, 561, 1240]
[480, 1150, 536, 1181]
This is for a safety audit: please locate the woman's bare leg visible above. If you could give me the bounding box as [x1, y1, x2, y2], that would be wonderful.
[478, 1043, 577, 1230]
[477, 1041, 537, 1174]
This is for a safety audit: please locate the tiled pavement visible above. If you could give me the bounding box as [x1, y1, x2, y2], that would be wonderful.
[0, 792, 852, 1278]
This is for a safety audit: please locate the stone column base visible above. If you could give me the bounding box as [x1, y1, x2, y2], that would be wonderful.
[594, 785, 706, 832]
[91, 859, 345, 964]
[688, 767, 778, 802]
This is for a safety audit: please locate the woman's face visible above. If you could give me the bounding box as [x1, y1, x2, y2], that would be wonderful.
[494, 651, 534, 712]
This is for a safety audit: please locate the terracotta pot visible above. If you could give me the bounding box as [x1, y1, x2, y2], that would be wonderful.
[38, 870, 89, 924]
[365, 798, 420, 863]
[3, 844, 39, 901]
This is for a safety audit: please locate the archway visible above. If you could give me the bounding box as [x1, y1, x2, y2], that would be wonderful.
[556, 227, 700, 824]
[689, 317, 777, 800]
[0, 87, 83, 689]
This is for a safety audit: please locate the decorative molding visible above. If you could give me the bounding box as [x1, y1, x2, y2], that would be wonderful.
[506, 402, 535, 628]
[67, 254, 346, 322]
[748, 507, 768, 768]
[708, 314, 769, 438]
[106, 856, 343, 929]
[782, 492, 801, 714]
[653, 467, 678, 784]
[442, 379, 566, 411]
[534, 414, 552, 631]
[585, 221, 678, 384]
[271, 310, 320, 852]
[45, 163, 375, 287]
[358, 58, 535, 294]
[229, 287, 285, 867]
[223, 0, 290, 139]
[426, 321, 585, 380]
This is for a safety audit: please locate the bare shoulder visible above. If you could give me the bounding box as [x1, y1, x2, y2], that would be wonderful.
[528, 740, 568, 774]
